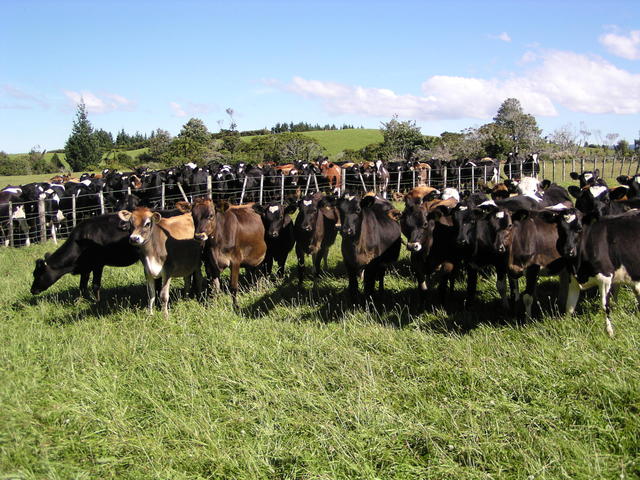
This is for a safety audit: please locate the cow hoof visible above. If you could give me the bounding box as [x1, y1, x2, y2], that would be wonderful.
[605, 318, 615, 337]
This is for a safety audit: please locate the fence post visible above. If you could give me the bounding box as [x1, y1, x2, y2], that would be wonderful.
[483, 165, 487, 184]
[457, 166, 462, 190]
[258, 175, 264, 204]
[602, 157, 606, 181]
[635, 157, 640, 176]
[358, 172, 366, 193]
[628, 157, 633, 176]
[372, 170, 376, 193]
[72, 195, 77, 227]
[161, 182, 166, 209]
[396, 170, 401, 194]
[341, 168, 346, 194]
[443, 167, 447, 188]
[240, 176, 248, 204]
[176, 182, 189, 203]
[580, 157, 585, 173]
[38, 197, 46, 243]
[611, 157, 616, 182]
[8, 201, 13, 247]
[99, 191, 105, 215]
[571, 157, 575, 175]
[541, 158, 546, 179]
[427, 167, 431, 187]
[561, 158, 566, 182]
[207, 175, 212, 200]
[313, 173, 319, 193]
[280, 173, 285, 204]
[304, 174, 313, 196]
[412, 169, 416, 188]
[552, 159, 556, 182]
[519, 162, 523, 179]
[471, 166, 475, 192]
[592, 156, 597, 174]
[508, 163, 512, 179]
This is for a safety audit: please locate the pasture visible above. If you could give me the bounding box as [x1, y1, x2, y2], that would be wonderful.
[1, 235, 639, 478]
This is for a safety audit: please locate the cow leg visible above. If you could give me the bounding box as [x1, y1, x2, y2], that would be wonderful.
[597, 274, 614, 337]
[160, 276, 172, 319]
[465, 267, 478, 308]
[79, 271, 91, 298]
[50, 223, 58, 245]
[91, 265, 104, 302]
[230, 263, 240, 309]
[496, 272, 508, 309]
[509, 276, 520, 310]
[377, 266, 386, 294]
[296, 246, 305, 286]
[146, 274, 157, 314]
[184, 274, 192, 298]
[346, 265, 359, 298]
[363, 264, 376, 298]
[557, 269, 570, 312]
[323, 248, 329, 271]
[312, 252, 322, 284]
[523, 266, 540, 318]
[566, 276, 581, 315]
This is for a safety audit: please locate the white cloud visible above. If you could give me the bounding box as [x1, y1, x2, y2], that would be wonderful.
[1, 84, 49, 109]
[599, 29, 640, 60]
[169, 100, 217, 118]
[64, 90, 136, 113]
[274, 48, 640, 120]
[489, 32, 512, 42]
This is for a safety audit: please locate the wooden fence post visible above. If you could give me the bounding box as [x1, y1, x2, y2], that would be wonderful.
[161, 182, 166, 209]
[38, 197, 46, 243]
[443, 167, 447, 188]
[258, 175, 264, 204]
[571, 157, 575, 174]
[396, 170, 401, 193]
[313, 173, 320, 193]
[99, 191, 105, 214]
[427, 167, 431, 187]
[561, 158, 565, 182]
[280, 173, 285, 204]
[176, 182, 189, 203]
[471, 166, 475, 192]
[552, 159, 556, 182]
[240, 176, 248, 204]
[341, 168, 346, 194]
[580, 157, 585, 173]
[541, 158, 546, 179]
[207, 175, 212, 200]
[412, 169, 416, 188]
[592, 156, 597, 173]
[457, 166, 462, 190]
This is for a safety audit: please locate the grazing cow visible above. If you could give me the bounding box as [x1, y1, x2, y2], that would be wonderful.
[338, 194, 401, 297]
[31, 213, 139, 301]
[294, 192, 340, 285]
[253, 200, 297, 276]
[543, 208, 640, 336]
[118, 207, 202, 317]
[191, 198, 266, 307]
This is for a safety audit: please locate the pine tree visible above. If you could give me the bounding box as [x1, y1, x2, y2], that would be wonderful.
[65, 100, 100, 171]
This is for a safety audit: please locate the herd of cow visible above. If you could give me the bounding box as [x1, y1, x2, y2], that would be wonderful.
[24, 159, 640, 337]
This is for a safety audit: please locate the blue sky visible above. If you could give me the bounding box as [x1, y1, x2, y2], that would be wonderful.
[1, 0, 639, 153]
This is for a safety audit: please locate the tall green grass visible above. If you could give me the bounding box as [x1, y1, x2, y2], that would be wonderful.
[1, 237, 638, 479]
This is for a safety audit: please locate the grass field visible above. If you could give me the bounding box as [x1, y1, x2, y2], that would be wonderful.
[1, 234, 639, 478]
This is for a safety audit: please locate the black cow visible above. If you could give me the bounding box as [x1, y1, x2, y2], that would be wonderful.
[543, 208, 640, 336]
[294, 192, 340, 285]
[338, 194, 401, 297]
[31, 214, 139, 301]
[253, 200, 297, 276]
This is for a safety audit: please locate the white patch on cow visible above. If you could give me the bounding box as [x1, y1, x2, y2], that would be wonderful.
[458, 206, 468, 211]
[56, 210, 65, 221]
[38, 193, 47, 200]
[13, 205, 26, 219]
[613, 265, 633, 283]
[45, 188, 54, 194]
[185, 162, 197, 169]
[81, 179, 91, 187]
[518, 177, 539, 196]
[563, 214, 576, 223]
[441, 188, 460, 202]
[524, 192, 543, 202]
[37, 185, 44, 192]
[496, 212, 505, 219]
[589, 185, 607, 198]
[467, 161, 476, 167]
[344, 194, 355, 201]
[546, 203, 569, 211]
[407, 242, 422, 252]
[52, 194, 60, 203]
[531, 153, 539, 163]
[144, 256, 164, 278]
[375, 160, 383, 170]
[303, 200, 312, 206]
[420, 281, 427, 291]
[3, 187, 21, 195]
[479, 200, 497, 208]
[268, 205, 280, 213]
[583, 173, 593, 182]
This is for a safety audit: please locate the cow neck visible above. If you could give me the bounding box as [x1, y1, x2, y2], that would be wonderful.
[140, 223, 169, 264]
[46, 239, 82, 271]
[355, 208, 379, 265]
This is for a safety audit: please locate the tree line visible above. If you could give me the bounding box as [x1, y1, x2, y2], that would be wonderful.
[0, 98, 637, 176]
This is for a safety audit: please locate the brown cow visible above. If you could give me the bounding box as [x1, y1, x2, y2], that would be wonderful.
[190, 198, 266, 307]
[118, 207, 203, 317]
[320, 161, 342, 193]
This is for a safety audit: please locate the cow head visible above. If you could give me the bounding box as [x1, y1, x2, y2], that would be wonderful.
[30, 253, 58, 295]
[118, 208, 159, 246]
[254, 200, 297, 238]
[191, 197, 217, 241]
[297, 194, 321, 233]
[337, 194, 365, 238]
[541, 206, 583, 259]
[569, 184, 610, 220]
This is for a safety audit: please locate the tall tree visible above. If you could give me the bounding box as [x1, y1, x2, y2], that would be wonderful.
[493, 98, 542, 155]
[170, 118, 212, 162]
[65, 100, 100, 171]
[380, 115, 423, 160]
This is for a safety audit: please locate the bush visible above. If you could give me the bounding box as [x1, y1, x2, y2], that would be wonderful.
[0, 152, 32, 176]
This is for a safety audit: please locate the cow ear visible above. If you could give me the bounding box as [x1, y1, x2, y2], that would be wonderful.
[567, 186, 581, 199]
[471, 208, 487, 220]
[616, 175, 630, 185]
[360, 195, 376, 209]
[252, 203, 265, 215]
[151, 212, 162, 223]
[117, 210, 132, 222]
[539, 179, 551, 190]
[593, 169, 600, 177]
[43, 252, 51, 262]
[609, 186, 628, 201]
[387, 209, 402, 222]
[569, 172, 580, 180]
[175, 201, 192, 213]
[512, 209, 529, 222]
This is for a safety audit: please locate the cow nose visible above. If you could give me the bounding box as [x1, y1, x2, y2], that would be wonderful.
[457, 239, 468, 246]
[303, 226, 312, 232]
[195, 232, 208, 241]
[407, 242, 422, 252]
[498, 245, 506, 253]
[129, 234, 144, 245]
[269, 231, 279, 238]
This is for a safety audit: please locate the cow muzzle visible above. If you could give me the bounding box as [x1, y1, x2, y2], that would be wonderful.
[497, 245, 506, 253]
[407, 242, 422, 252]
[195, 232, 208, 242]
[129, 234, 145, 245]
[268, 231, 279, 238]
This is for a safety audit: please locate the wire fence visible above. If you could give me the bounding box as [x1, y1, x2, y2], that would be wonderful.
[2, 155, 638, 248]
